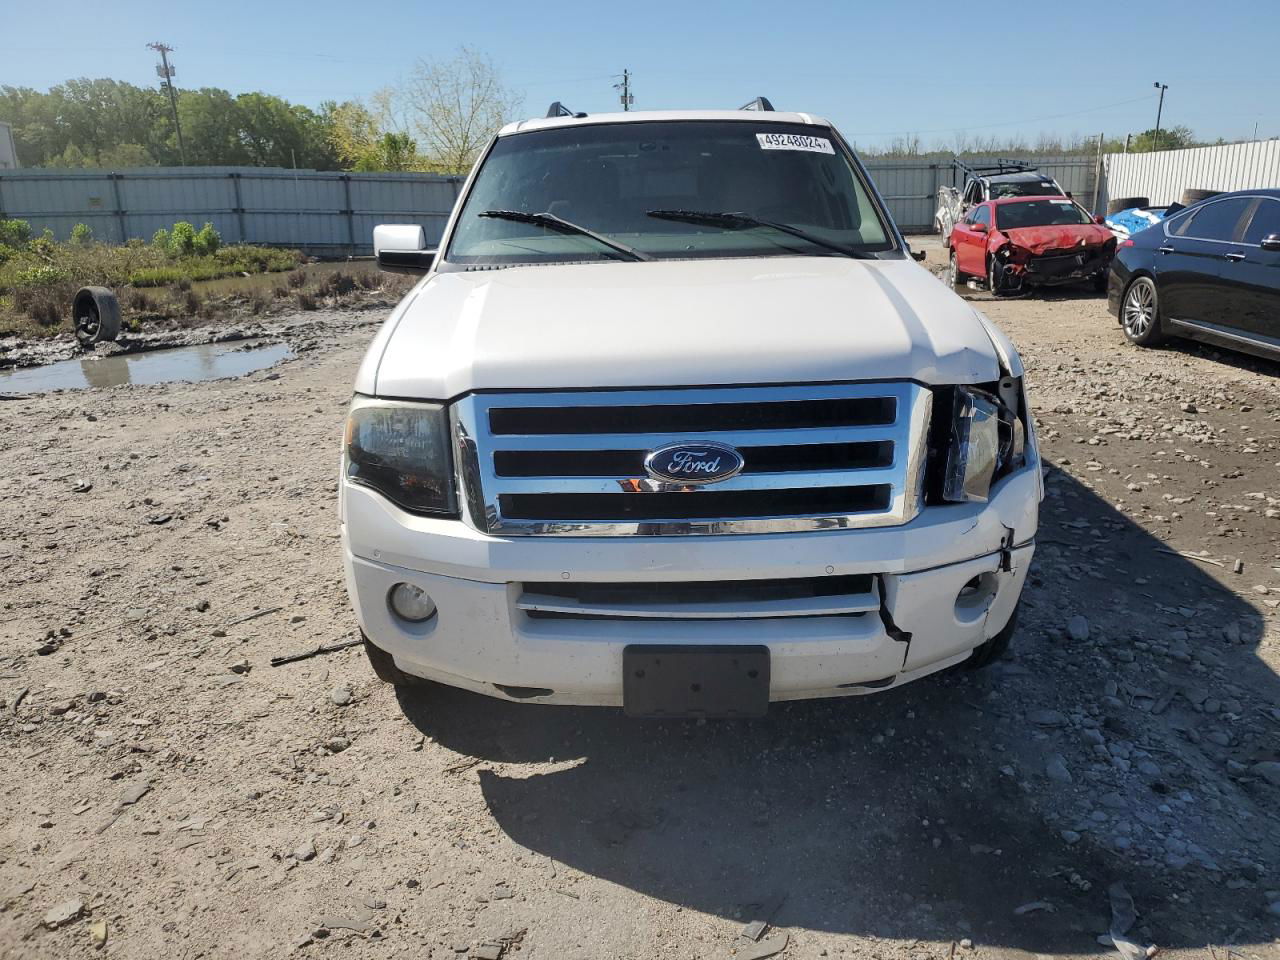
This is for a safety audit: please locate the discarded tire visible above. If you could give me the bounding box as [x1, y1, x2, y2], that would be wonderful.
[72, 287, 121, 347]
[1180, 188, 1221, 206]
[1106, 196, 1150, 215]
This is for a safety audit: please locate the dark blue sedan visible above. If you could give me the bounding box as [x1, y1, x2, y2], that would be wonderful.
[1106, 189, 1280, 361]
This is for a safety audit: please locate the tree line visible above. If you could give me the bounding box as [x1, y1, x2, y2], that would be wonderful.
[856, 126, 1204, 159]
[0, 48, 518, 175]
[3, 52, 1221, 172]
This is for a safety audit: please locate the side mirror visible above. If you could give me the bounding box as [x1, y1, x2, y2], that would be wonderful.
[1093, 214, 1106, 224]
[1261, 234, 1280, 252]
[972, 222, 987, 233]
[373, 224, 435, 274]
[911, 249, 927, 262]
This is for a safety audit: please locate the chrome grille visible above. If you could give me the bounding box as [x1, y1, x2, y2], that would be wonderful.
[453, 383, 931, 537]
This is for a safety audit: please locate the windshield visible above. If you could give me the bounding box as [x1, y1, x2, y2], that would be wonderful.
[989, 179, 1061, 199]
[445, 121, 893, 265]
[995, 198, 1092, 229]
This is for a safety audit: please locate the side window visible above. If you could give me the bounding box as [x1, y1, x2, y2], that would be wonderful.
[972, 206, 991, 227]
[963, 181, 982, 205]
[1167, 209, 1195, 236]
[1178, 197, 1251, 241]
[1243, 198, 1280, 245]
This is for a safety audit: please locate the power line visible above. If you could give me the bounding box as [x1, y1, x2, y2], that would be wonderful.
[147, 42, 187, 166]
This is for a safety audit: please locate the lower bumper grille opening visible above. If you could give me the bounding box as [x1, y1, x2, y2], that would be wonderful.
[519, 574, 878, 621]
[500, 485, 891, 522]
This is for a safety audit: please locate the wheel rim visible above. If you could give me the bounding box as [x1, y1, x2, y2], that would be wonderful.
[948, 253, 957, 286]
[1123, 282, 1154, 337]
[75, 296, 99, 340]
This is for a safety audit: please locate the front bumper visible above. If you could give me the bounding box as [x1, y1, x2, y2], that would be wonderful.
[995, 248, 1112, 291]
[341, 457, 1039, 707]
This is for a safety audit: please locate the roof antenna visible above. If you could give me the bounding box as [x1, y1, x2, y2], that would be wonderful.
[739, 97, 775, 112]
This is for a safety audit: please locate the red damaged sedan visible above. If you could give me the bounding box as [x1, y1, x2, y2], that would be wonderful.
[945, 195, 1115, 296]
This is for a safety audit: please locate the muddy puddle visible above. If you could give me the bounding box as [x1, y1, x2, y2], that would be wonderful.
[0, 342, 291, 394]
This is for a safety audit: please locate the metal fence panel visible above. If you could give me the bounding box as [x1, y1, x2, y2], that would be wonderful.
[0, 166, 465, 255]
[1101, 140, 1280, 208]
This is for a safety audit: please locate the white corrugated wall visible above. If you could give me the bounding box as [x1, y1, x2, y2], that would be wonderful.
[1102, 140, 1280, 208]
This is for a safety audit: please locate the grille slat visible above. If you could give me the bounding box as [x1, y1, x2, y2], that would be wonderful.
[490, 397, 896, 435]
[494, 441, 893, 477]
[455, 383, 929, 537]
[499, 486, 892, 522]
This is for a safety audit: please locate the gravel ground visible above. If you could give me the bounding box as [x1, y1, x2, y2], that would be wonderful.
[2, 251, 1279, 960]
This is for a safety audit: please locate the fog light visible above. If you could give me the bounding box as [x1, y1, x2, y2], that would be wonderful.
[388, 582, 436, 622]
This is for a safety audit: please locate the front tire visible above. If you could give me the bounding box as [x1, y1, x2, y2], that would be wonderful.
[1120, 276, 1165, 346]
[966, 604, 1018, 670]
[987, 257, 1007, 297]
[947, 250, 961, 287]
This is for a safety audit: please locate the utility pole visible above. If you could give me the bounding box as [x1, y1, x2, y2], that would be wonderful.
[1152, 81, 1168, 149]
[614, 69, 634, 111]
[149, 42, 187, 165]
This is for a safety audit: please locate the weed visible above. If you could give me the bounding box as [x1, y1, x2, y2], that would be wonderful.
[296, 291, 318, 311]
[194, 222, 221, 256]
[317, 271, 357, 297]
[0, 219, 32, 248]
[286, 269, 307, 288]
[169, 221, 197, 257]
[126, 289, 156, 313]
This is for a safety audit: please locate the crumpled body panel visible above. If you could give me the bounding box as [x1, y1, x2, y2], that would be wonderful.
[998, 224, 1113, 256]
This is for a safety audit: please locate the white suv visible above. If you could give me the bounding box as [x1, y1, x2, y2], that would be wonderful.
[340, 104, 1040, 717]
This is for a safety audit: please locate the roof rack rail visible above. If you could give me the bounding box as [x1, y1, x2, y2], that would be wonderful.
[948, 155, 1044, 186]
[738, 96, 775, 112]
[546, 101, 587, 119]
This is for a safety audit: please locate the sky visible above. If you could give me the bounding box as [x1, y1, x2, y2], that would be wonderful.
[4, 0, 1278, 149]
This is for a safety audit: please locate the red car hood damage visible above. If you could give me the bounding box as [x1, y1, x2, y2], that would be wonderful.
[998, 224, 1112, 254]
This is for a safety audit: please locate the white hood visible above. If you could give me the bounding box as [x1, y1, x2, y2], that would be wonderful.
[362, 257, 1001, 399]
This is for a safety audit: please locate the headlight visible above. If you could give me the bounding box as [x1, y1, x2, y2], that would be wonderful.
[929, 381, 1027, 504]
[345, 397, 457, 516]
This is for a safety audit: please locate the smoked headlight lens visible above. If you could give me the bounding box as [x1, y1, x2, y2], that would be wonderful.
[345, 398, 457, 516]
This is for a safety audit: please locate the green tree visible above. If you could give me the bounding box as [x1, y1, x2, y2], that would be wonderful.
[177, 88, 249, 164]
[1, 77, 344, 169]
[1128, 125, 1197, 153]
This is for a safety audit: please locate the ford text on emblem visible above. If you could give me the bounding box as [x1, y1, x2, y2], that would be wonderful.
[643, 442, 745, 485]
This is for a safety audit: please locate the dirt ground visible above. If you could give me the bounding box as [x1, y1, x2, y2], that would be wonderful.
[2, 246, 1279, 960]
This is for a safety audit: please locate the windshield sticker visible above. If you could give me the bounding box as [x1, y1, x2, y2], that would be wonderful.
[756, 132, 834, 154]
[1049, 200, 1074, 205]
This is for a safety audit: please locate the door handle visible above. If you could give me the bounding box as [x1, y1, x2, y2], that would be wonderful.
[1224, 251, 1246, 262]
[1157, 245, 1175, 254]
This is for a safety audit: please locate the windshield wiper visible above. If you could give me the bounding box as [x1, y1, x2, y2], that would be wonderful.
[647, 209, 874, 259]
[479, 210, 652, 262]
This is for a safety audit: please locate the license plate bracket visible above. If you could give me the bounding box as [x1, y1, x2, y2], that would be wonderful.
[623, 645, 770, 718]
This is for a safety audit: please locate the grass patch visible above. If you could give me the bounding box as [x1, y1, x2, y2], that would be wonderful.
[0, 219, 305, 337]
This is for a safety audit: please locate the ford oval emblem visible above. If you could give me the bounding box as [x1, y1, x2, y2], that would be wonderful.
[643, 441, 745, 485]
